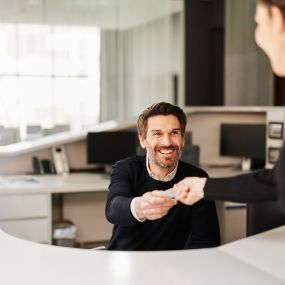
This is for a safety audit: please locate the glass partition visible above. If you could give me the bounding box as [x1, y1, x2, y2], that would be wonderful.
[0, 0, 184, 145]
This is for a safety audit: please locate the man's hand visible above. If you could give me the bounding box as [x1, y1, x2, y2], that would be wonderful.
[173, 177, 207, 205]
[134, 191, 177, 221]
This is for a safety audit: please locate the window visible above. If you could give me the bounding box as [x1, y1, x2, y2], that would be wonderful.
[0, 23, 100, 143]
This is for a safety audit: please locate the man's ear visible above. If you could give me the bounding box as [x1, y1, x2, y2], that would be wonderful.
[182, 136, 185, 147]
[139, 135, 146, 149]
[271, 6, 285, 34]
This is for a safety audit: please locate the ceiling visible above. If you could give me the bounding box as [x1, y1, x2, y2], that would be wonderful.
[0, 0, 183, 29]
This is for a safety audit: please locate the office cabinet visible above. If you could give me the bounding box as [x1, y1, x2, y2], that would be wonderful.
[0, 219, 50, 243]
[0, 173, 111, 246]
[0, 193, 51, 243]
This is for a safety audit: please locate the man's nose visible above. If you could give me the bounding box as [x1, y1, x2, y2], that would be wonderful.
[161, 134, 171, 145]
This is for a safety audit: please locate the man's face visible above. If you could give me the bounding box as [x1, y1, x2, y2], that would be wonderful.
[139, 115, 185, 171]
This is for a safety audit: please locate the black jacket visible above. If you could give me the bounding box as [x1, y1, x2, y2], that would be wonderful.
[204, 140, 285, 206]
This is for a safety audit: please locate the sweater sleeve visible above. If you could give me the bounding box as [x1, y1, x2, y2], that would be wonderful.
[105, 160, 139, 226]
[204, 169, 278, 203]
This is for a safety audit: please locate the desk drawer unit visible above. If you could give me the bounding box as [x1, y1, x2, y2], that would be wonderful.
[0, 193, 51, 243]
[0, 219, 50, 243]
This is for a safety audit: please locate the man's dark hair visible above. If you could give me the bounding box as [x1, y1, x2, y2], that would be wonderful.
[137, 102, 187, 138]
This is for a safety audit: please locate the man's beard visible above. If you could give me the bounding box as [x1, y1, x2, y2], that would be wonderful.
[148, 145, 182, 169]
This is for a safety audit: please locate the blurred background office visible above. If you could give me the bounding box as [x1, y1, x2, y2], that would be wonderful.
[0, 0, 281, 146]
[0, 0, 184, 145]
[0, 0, 284, 248]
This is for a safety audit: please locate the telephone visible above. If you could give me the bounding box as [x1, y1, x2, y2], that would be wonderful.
[52, 145, 69, 175]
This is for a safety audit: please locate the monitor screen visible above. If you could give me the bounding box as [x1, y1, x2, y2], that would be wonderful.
[87, 131, 138, 164]
[220, 124, 266, 159]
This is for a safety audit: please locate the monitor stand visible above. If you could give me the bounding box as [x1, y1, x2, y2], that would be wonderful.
[241, 157, 251, 171]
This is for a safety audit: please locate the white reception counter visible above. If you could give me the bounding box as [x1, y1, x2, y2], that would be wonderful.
[0, 226, 285, 285]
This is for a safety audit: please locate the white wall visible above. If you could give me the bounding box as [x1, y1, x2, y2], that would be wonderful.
[100, 12, 183, 122]
[186, 111, 266, 166]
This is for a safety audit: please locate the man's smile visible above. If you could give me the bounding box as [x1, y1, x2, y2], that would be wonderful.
[157, 147, 178, 155]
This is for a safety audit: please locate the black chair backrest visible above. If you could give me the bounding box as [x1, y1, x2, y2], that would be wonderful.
[247, 201, 285, 236]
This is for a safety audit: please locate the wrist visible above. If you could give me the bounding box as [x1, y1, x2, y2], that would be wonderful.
[134, 197, 146, 220]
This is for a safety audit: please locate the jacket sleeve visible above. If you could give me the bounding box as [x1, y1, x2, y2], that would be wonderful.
[105, 160, 139, 226]
[204, 140, 285, 204]
[187, 199, 221, 249]
[204, 169, 278, 203]
[275, 142, 285, 209]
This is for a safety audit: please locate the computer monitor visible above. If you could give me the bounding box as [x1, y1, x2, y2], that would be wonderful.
[87, 131, 138, 165]
[220, 123, 266, 170]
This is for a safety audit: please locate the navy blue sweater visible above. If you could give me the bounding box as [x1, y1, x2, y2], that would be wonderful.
[105, 155, 220, 250]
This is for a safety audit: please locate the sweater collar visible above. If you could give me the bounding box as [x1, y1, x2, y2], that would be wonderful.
[146, 153, 178, 182]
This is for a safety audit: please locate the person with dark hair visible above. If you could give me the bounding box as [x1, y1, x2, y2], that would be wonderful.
[105, 102, 220, 250]
[173, 0, 285, 209]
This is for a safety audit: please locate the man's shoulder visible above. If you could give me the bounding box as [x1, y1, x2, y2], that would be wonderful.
[178, 160, 208, 178]
[113, 155, 145, 169]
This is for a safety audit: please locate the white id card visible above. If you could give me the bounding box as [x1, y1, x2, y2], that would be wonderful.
[161, 188, 175, 198]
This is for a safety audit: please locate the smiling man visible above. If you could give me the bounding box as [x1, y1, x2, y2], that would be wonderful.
[105, 102, 220, 250]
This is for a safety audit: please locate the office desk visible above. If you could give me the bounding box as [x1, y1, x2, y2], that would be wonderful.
[0, 168, 249, 245]
[0, 173, 110, 244]
[220, 226, 285, 281]
[205, 167, 250, 243]
[0, 226, 284, 285]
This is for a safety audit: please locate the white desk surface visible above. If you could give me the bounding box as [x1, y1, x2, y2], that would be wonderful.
[0, 167, 246, 195]
[220, 226, 285, 282]
[0, 226, 285, 285]
[0, 173, 110, 195]
[0, 167, 246, 196]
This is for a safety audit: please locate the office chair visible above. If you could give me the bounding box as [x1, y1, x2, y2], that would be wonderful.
[247, 201, 285, 236]
[0, 127, 20, 145]
[180, 145, 200, 167]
